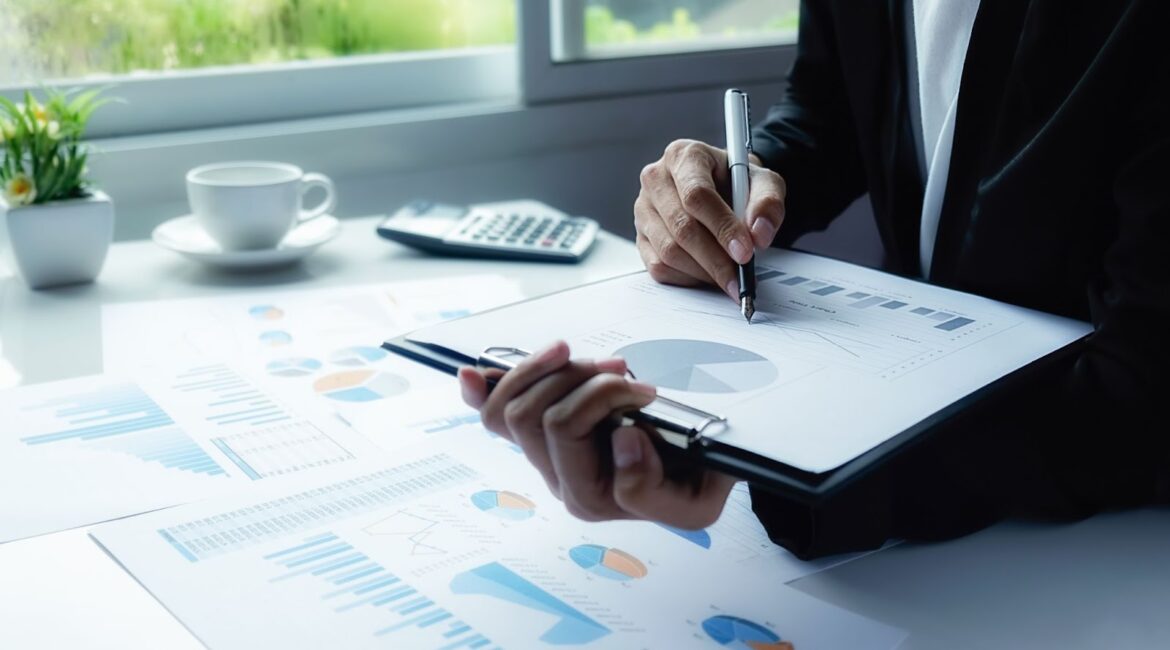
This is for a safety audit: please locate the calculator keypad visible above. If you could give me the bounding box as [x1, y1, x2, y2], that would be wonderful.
[447, 209, 596, 258]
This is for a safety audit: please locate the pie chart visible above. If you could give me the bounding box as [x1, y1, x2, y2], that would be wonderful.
[249, 305, 284, 320]
[702, 615, 792, 650]
[329, 346, 389, 367]
[569, 544, 648, 581]
[258, 330, 293, 347]
[266, 357, 322, 378]
[471, 490, 536, 521]
[614, 339, 778, 394]
[313, 369, 409, 402]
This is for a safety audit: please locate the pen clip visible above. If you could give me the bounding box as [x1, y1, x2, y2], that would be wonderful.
[741, 92, 752, 154]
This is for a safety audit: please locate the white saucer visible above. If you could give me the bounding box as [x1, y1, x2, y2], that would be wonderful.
[152, 215, 341, 270]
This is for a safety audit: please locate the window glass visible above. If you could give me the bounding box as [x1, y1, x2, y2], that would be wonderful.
[0, 0, 516, 85]
[562, 0, 798, 61]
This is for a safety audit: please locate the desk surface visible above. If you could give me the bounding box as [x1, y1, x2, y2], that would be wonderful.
[2, 217, 1167, 650]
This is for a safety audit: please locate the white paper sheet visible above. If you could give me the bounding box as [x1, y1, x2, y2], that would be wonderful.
[91, 430, 907, 650]
[410, 249, 1091, 473]
[100, 275, 525, 444]
[0, 364, 387, 543]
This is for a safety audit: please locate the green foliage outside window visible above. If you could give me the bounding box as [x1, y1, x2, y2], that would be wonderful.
[0, 0, 516, 81]
[584, 6, 798, 47]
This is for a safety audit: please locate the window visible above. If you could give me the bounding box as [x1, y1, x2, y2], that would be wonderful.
[0, 0, 519, 136]
[524, 1, 797, 103]
[556, 0, 799, 62]
[0, 0, 516, 82]
[0, 1, 797, 136]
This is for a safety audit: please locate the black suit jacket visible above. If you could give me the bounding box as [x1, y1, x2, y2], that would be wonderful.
[748, 0, 1169, 558]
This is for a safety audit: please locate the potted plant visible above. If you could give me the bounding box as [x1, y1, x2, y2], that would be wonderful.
[0, 89, 113, 289]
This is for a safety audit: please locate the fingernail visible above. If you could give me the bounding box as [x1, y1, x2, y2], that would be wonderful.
[725, 279, 739, 300]
[751, 219, 775, 246]
[629, 381, 657, 397]
[613, 430, 643, 469]
[597, 357, 627, 373]
[728, 239, 750, 264]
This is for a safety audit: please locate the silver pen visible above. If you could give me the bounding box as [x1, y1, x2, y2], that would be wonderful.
[724, 88, 756, 323]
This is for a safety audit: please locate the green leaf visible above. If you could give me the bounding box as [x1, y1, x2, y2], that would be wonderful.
[0, 95, 20, 121]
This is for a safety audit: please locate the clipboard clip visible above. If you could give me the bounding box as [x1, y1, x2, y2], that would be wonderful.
[478, 347, 728, 447]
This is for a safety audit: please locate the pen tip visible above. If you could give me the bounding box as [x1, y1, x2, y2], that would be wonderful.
[740, 297, 755, 324]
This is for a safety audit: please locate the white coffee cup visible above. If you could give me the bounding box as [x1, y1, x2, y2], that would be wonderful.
[186, 161, 336, 250]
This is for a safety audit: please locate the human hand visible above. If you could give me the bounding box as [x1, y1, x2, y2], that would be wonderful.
[635, 139, 787, 299]
[458, 340, 736, 528]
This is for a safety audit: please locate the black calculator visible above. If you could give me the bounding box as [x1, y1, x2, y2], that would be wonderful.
[376, 200, 599, 263]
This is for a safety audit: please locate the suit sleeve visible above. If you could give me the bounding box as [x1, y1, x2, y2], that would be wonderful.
[751, 0, 868, 246]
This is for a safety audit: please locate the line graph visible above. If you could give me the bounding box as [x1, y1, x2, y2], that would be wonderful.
[363, 511, 447, 556]
[672, 306, 913, 374]
[679, 307, 875, 358]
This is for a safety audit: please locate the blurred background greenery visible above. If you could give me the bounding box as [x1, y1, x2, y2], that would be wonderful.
[0, 0, 517, 80]
[0, 0, 797, 83]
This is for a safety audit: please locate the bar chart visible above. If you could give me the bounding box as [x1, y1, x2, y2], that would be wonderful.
[265, 532, 496, 649]
[669, 264, 1012, 380]
[20, 383, 176, 446]
[89, 427, 227, 477]
[171, 364, 294, 428]
[156, 454, 477, 562]
[416, 413, 482, 434]
[756, 264, 984, 334]
[18, 382, 227, 478]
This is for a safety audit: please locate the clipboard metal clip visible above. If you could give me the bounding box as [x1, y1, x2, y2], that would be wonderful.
[478, 346, 728, 447]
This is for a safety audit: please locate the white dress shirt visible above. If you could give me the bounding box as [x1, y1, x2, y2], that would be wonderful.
[908, 0, 982, 277]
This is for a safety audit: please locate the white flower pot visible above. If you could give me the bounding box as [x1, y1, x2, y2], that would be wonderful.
[0, 190, 114, 290]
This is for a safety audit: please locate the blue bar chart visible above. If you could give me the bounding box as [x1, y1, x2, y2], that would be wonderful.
[20, 383, 175, 445]
[157, 454, 477, 562]
[417, 413, 482, 434]
[18, 382, 227, 477]
[89, 427, 226, 477]
[171, 364, 292, 428]
[265, 532, 497, 649]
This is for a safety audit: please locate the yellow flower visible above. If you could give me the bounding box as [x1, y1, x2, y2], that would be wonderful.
[3, 174, 37, 206]
[29, 99, 47, 124]
[0, 120, 12, 144]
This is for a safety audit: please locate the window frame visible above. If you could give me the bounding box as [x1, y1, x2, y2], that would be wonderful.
[2, 2, 798, 137]
[521, 0, 797, 104]
[1, 47, 519, 139]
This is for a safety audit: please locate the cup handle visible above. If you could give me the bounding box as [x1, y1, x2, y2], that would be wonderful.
[298, 173, 336, 222]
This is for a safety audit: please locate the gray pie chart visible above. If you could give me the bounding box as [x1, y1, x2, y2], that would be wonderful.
[614, 339, 779, 394]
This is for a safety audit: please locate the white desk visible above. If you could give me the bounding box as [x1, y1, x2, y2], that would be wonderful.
[2, 217, 1167, 649]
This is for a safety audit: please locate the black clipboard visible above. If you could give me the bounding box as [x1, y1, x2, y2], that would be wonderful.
[383, 330, 1086, 506]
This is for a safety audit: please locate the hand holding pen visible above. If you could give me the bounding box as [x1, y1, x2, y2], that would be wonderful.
[631, 99, 785, 308]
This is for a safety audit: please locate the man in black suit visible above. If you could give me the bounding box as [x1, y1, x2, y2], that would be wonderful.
[458, 0, 1168, 557]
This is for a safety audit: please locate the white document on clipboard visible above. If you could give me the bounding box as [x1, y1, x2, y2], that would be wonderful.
[406, 248, 1092, 474]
